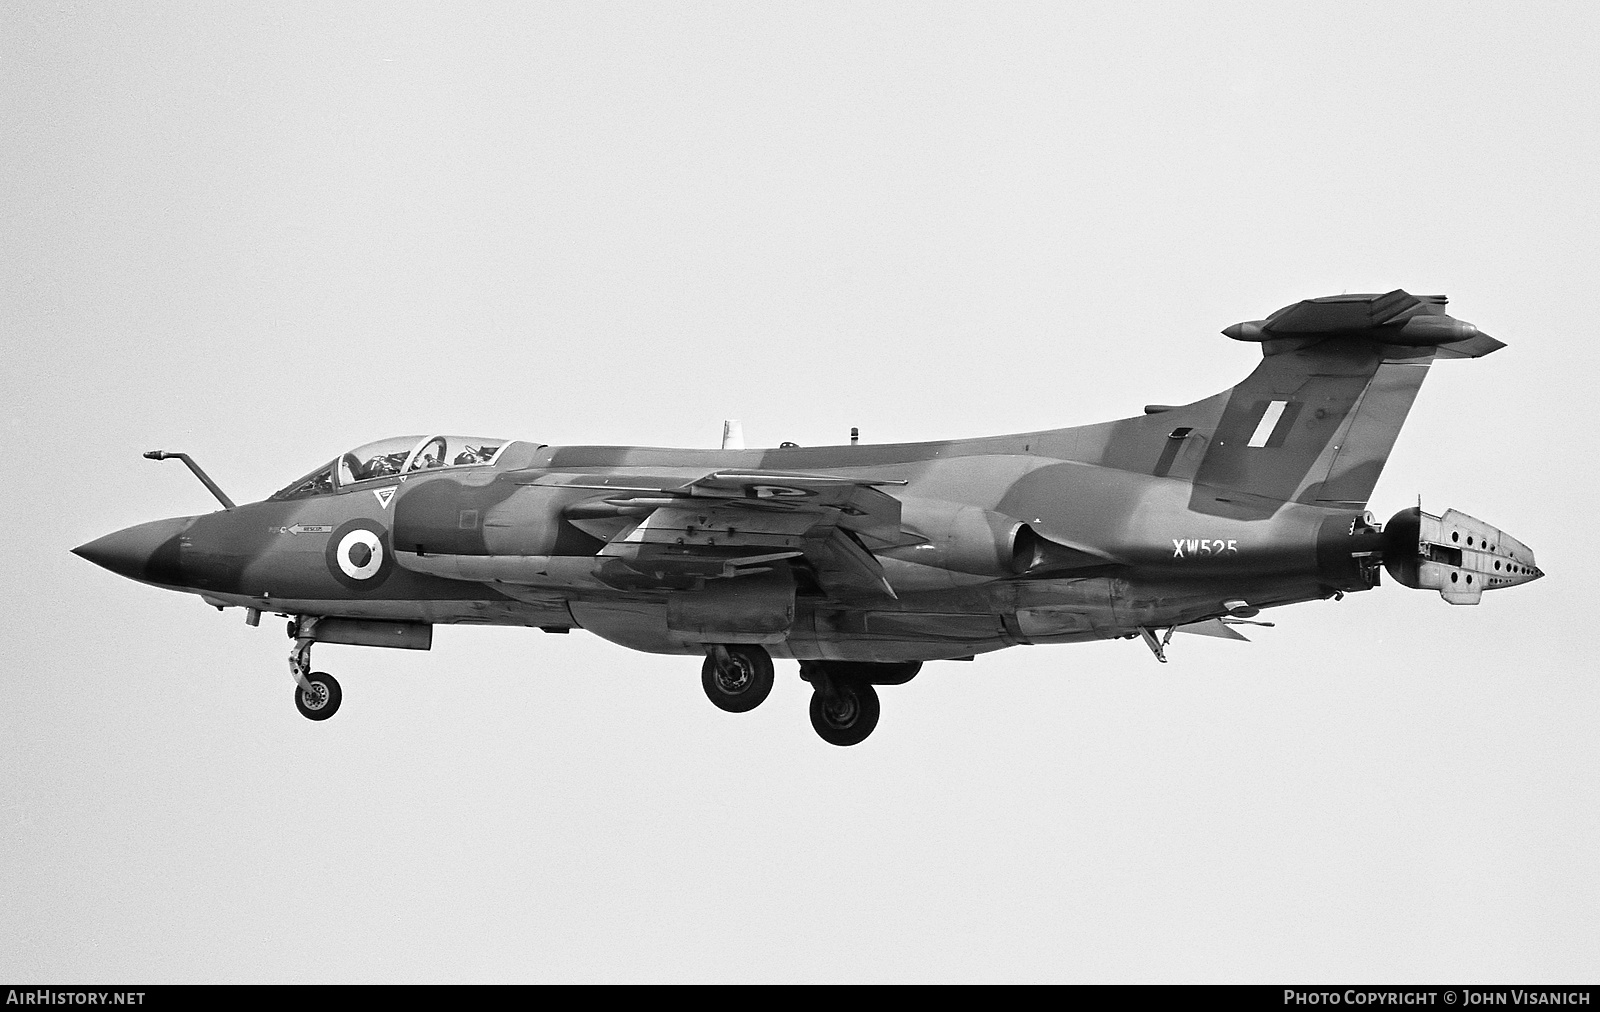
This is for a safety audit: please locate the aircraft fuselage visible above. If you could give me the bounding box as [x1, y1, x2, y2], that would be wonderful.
[79, 436, 1379, 662]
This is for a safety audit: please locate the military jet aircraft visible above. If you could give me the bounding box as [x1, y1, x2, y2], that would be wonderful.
[74, 291, 1542, 745]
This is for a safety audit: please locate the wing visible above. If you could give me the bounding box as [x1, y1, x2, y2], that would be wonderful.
[540, 469, 912, 599]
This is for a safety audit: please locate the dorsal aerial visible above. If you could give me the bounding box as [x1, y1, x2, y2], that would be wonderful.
[74, 291, 1541, 745]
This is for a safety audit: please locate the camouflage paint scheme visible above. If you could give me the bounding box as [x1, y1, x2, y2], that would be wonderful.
[74, 292, 1543, 739]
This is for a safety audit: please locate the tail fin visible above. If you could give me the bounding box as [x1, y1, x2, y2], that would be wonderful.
[1187, 291, 1501, 518]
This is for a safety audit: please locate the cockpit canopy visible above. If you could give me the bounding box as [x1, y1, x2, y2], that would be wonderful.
[271, 435, 508, 501]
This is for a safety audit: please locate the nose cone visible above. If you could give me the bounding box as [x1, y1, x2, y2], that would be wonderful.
[72, 516, 197, 586]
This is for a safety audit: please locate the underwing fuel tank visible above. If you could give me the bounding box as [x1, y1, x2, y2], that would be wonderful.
[1382, 507, 1543, 604]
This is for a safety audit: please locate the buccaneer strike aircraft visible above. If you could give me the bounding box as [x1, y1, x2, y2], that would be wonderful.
[75, 291, 1541, 745]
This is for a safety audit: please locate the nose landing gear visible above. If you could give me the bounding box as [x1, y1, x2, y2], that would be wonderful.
[288, 617, 342, 721]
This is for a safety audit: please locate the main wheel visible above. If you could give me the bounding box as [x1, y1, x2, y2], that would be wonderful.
[295, 671, 342, 721]
[809, 679, 880, 746]
[701, 645, 775, 713]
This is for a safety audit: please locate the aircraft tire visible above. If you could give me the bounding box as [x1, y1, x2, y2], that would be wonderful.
[701, 646, 774, 713]
[295, 671, 342, 721]
[809, 679, 880, 746]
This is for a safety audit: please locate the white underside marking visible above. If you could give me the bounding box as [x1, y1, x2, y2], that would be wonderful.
[1248, 400, 1288, 447]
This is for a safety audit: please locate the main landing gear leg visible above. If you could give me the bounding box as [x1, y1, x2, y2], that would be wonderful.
[287, 617, 342, 721]
[800, 661, 880, 747]
[701, 644, 775, 713]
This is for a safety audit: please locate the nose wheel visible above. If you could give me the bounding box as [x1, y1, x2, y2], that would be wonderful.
[287, 617, 342, 721]
[294, 671, 342, 721]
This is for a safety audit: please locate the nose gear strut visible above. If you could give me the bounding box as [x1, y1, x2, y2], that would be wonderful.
[286, 616, 342, 721]
[288, 616, 319, 691]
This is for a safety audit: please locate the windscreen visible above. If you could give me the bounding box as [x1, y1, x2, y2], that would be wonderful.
[337, 435, 507, 485]
[272, 435, 510, 501]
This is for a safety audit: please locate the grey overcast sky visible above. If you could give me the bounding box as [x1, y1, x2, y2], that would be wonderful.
[3, 1, 1597, 983]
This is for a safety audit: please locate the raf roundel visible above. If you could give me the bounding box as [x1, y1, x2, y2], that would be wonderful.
[324, 519, 394, 590]
[337, 529, 383, 579]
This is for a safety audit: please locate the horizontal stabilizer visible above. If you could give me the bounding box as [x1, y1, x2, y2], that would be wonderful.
[1223, 290, 1503, 356]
